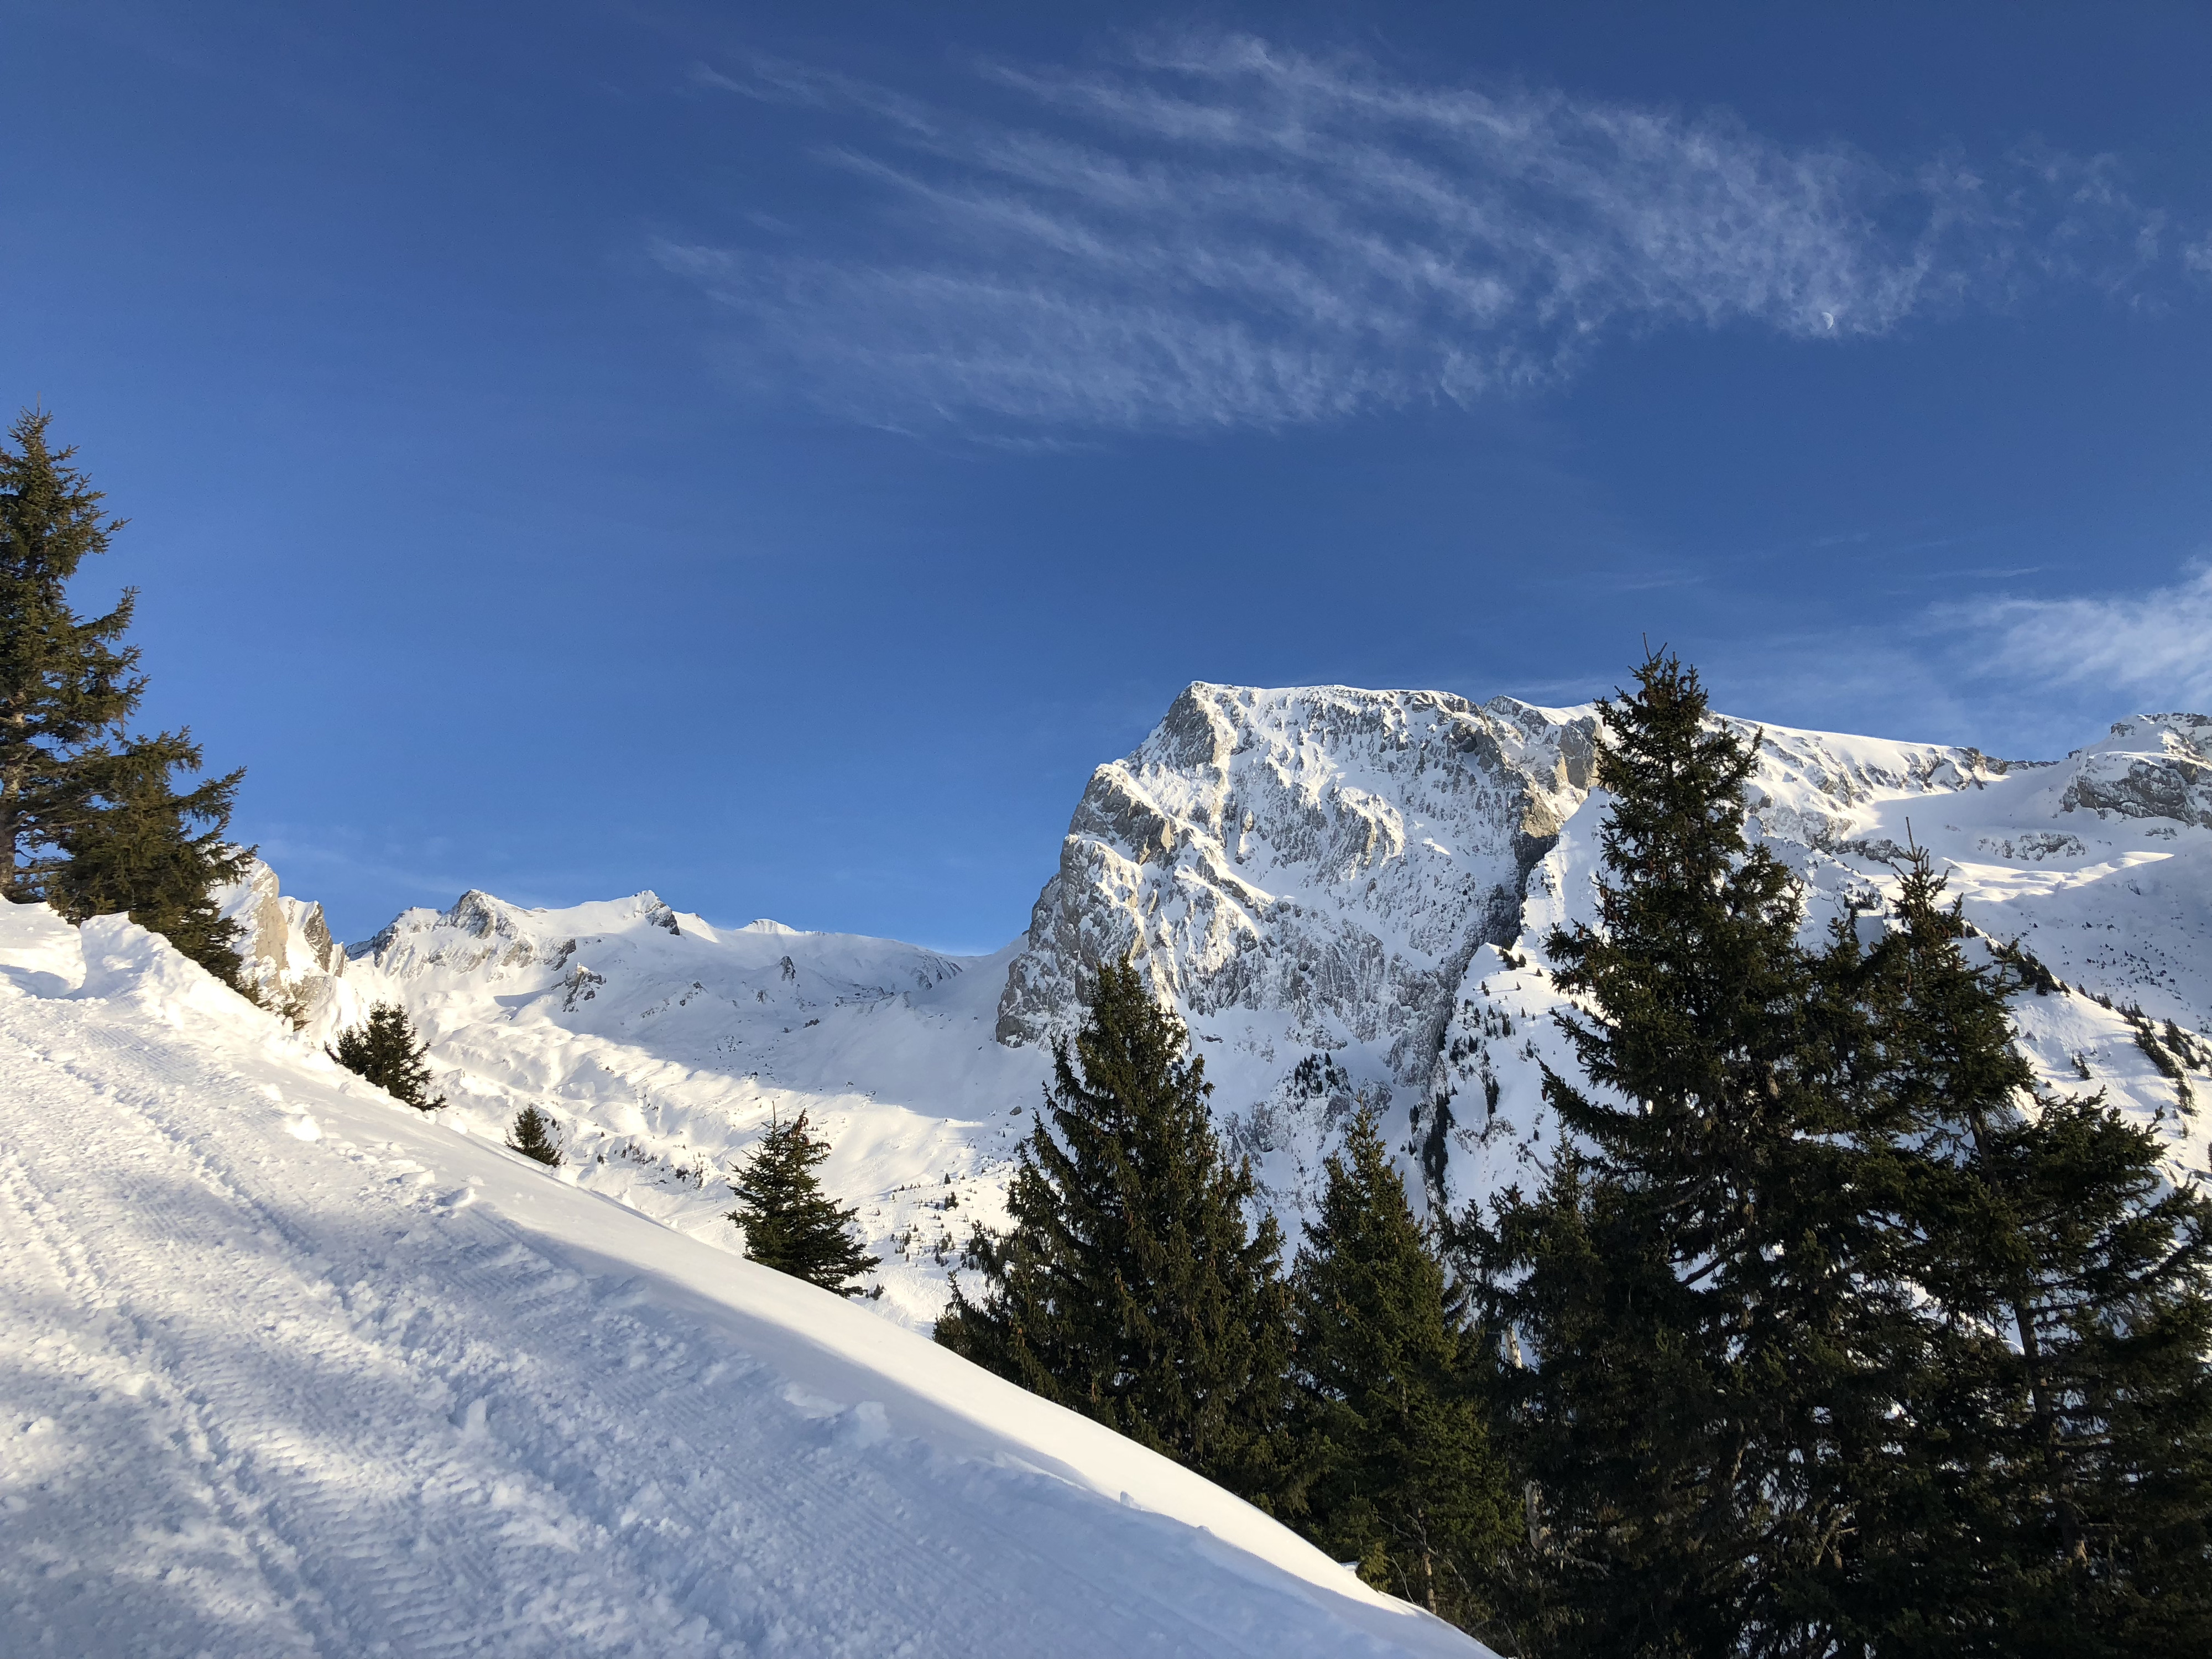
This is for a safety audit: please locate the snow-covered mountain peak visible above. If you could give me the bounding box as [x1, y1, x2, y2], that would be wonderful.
[210, 683, 2209, 1317]
[2053, 711, 2212, 828]
[997, 682, 1597, 1058]
[992, 682, 2210, 1231]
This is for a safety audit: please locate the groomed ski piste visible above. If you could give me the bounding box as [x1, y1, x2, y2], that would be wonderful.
[0, 902, 1486, 1658]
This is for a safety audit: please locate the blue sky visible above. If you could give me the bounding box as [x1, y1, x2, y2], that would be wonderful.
[5, 1, 2208, 950]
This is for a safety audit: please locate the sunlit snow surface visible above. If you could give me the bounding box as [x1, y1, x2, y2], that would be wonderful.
[227, 692, 2211, 1315]
[0, 904, 1483, 1658]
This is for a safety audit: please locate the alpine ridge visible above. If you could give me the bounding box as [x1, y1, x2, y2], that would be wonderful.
[218, 687, 2212, 1315]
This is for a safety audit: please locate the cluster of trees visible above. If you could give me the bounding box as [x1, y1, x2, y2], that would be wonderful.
[2, 409, 245, 978]
[933, 653, 2212, 1657]
[932, 956, 1514, 1626]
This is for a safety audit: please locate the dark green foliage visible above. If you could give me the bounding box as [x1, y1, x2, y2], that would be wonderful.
[328, 1002, 447, 1112]
[936, 960, 1295, 1503]
[46, 731, 247, 984]
[507, 1105, 562, 1167]
[1866, 852, 2212, 1656]
[1470, 651, 1921, 1657]
[728, 1111, 879, 1296]
[1290, 1103, 1516, 1631]
[1463, 655, 2212, 1657]
[1, 409, 246, 977]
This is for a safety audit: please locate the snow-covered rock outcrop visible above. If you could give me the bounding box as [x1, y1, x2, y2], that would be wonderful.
[217, 855, 348, 1022]
[995, 685, 1594, 1061]
[212, 688, 2212, 1312]
[998, 690, 2212, 1225]
[0, 900, 1482, 1658]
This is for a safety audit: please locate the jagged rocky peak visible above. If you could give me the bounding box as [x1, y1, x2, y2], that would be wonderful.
[2058, 713, 2212, 828]
[994, 682, 1599, 1059]
[215, 857, 346, 1018]
[444, 889, 522, 939]
[359, 888, 691, 977]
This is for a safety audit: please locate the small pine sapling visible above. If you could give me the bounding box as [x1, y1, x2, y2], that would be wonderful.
[328, 1002, 447, 1112]
[507, 1105, 562, 1167]
[727, 1112, 880, 1296]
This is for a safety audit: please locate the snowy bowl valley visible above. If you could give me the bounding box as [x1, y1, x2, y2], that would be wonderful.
[6, 679, 2209, 1657]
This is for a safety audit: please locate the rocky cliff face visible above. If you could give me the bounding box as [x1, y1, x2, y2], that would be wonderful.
[996, 685, 1595, 1066]
[217, 858, 348, 1024]
[997, 687, 2212, 1225]
[2059, 713, 2212, 828]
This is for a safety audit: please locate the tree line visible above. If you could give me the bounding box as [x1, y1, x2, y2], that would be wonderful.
[914, 653, 2211, 1657]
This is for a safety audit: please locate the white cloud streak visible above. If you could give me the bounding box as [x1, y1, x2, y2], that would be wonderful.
[671, 34, 2197, 435]
[1957, 564, 2212, 711]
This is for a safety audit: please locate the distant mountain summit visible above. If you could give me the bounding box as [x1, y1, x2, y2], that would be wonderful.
[220, 687, 2212, 1315]
[990, 685, 2208, 1223]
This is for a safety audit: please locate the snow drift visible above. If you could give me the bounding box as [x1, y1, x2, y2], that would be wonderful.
[0, 902, 1483, 1658]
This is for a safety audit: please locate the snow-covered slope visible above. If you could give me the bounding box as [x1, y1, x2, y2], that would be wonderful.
[225, 688, 2212, 1312]
[223, 875, 1048, 1327]
[0, 901, 1482, 1659]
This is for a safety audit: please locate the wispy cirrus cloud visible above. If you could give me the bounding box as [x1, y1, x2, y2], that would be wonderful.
[666, 34, 2199, 436]
[1948, 562, 2212, 711]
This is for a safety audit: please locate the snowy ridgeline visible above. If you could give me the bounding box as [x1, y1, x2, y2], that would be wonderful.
[223, 688, 2212, 1320]
[0, 903, 1484, 1658]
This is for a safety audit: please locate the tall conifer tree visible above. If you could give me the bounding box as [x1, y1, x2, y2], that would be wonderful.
[1472, 651, 1913, 1657]
[1867, 851, 2212, 1656]
[47, 733, 246, 980]
[937, 960, 1295, 1504]
[1291, 1104, 1516, 1634]
[727, 1112, 880, 1296]
[1, 409, 246, 980]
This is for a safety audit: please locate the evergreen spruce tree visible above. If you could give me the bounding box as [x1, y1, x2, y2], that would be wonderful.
[507, 1105, 563, 1168]
[1867, 850, 2212, 1656]
[936, 960, 1295, 1504]
[1290, 1103, 1517, 1634]
[1471, 651, 1915, 1658]
[47, 733, 247, 983]
[1, 409, 246, 979]
[727, 1112, 880, 1296]
[328, 1002, 447, 1112]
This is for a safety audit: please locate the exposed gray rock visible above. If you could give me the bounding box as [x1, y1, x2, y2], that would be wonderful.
[994, 684, 1594, 1064]
[989, 684, 2205, 1228]
[214, 856, 347, 1025]
[2059, 715, 2212, 828]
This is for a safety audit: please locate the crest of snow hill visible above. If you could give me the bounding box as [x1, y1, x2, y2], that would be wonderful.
[220, 690, 2212, 1319]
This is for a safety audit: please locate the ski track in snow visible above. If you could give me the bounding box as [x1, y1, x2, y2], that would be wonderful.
[0, 909, 1481, 1659]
